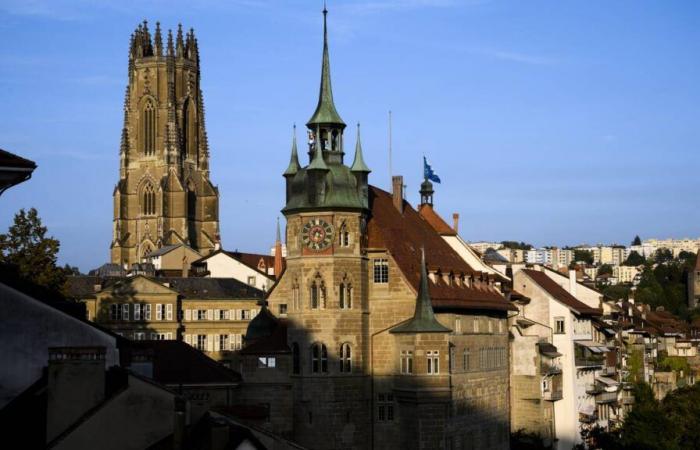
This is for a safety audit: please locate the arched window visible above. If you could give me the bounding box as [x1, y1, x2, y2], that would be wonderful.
[311, 343, 328, 373]
[292, 281, 300, 310]
[310, 280, 319, 309]
[292, 343, 300, 374]
[340, 343, 352, 373]
[142, 99, 156, 156]
[339, 223, 350, 247]
[142, 183, 156, 216]
[182, 99, 196, 160]
[310, 276, 326, 309]
[339, 281, 352, 309]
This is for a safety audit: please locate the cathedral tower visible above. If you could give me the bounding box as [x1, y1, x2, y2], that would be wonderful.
[111, 21, 220, 266]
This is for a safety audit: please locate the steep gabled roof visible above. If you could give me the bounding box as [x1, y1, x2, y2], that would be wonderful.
[521, 269, 601, 316]
[417, 203, 457, 236]
[367, 186, 514, 312]
[0, 148, 36, 169]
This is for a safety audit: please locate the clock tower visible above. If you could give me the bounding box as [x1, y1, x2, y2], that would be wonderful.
[269, 6, 372, 449]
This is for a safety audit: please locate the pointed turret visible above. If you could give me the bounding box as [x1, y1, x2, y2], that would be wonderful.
[283, 125, 301, 177]
[350, 123, 370, 173]
[166, 29, 175, 57]
[391, 248, 451, 334]
[154, 22, 163, 56]
[176, 24, 185, 58]
[307, 6, 345, 128]
[142, 20, 153, 56]
[274, 217, 284, 279]
[307, 138, 329, 171]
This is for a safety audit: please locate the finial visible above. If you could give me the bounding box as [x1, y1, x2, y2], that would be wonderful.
[323, 0, 328, 15]
[276, 217, 281, 242]
[351, 122, 370, 173]
[283, 124, 301, 176]
[154, 22, 163, 56]
[167, 29, 174, 56]
[176, 23, 184, 57]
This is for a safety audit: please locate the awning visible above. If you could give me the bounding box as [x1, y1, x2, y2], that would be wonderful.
[579, 404, 596, 416]
[537, 342, 562, 358]
[596, 376, 619, 387]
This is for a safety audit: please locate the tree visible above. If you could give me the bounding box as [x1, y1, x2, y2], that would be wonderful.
[624, 251, 645, 266]
[574, 249, 594, 264]
[599, 264, 613, 276]
[655, 248, 673, 264]
[632, 235, 642, 246]
[500, 240, 533, 251]
[0, 208, 66, 292]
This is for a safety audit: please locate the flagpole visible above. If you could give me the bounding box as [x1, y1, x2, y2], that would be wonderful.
[388, 110, 392, 186]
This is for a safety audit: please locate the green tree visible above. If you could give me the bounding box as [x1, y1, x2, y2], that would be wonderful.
[500, 240, 533, 250]
[603, 284, 630, 301]
[0, 208, 66, 292]
[655, 248, 673, 264]
[574, 249, 594, 264]
[632, 235, 642, 246]
[599, 264, 613, 275]
[624, 251, 646, 266]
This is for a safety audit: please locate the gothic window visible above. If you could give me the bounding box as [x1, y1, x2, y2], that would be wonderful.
[310, 276, 326, 309]
[427, 350, 439, 374]
[142, 99, 156, 156]
[339, 223, 350, 247]
[340, 343, 352, 373]
[463, 348, 471, 371]
[339, 281, 352, 309]
[141, 183, 156, 216]
[311, 343, 328, 373]
[400, 350, 413, 374]
[373, 259, 389, 283]
[182, 99, 197, 160]
[292, 281, 300, 310]
[292, 343, 300, 374]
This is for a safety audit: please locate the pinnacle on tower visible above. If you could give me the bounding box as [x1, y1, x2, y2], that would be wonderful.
[154, 22, 163, 56]
[283, 125, 301, 177]
[307, 6, 345, 128]
[350, 123, 371, 173]
[307, 134, 329, 171]
[391, 248, 451, 334]
[176, 24, 185, 57]
[167, 29, 175, 56]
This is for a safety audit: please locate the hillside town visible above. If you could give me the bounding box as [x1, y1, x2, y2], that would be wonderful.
[1, 8, 699, 450]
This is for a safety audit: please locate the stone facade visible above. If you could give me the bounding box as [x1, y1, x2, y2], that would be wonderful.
[111, 22, 219, 266]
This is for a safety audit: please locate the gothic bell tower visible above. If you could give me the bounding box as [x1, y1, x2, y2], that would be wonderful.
[111, 21, 220, 266]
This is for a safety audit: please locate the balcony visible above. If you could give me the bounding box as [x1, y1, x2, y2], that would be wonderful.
[576, 356, 604, 368]
[596, 391, 619, 404]
[586, 384, 602, 395]
[621, 396, 635, 405]
[543, 389, 563, 401]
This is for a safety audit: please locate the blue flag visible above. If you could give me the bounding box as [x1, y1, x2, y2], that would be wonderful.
[423, 156, 441, 183]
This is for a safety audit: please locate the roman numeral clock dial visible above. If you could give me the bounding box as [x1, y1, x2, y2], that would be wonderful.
[301, 218, 334, 251]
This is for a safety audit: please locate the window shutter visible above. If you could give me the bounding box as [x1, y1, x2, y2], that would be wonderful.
[207, 334, 214, 352]
[228, 334, 234, 350]
[156, 304, 162, 320]
[207, 309, 214, 321]
[235, 309, 241, 320]
[134, 304, 141, 321]
[251, 309, 258, 318]
[122, 304, 129, 320]
[167, 333, 173, 340]
[145, 304, 152, 320]
[213, 309, 219, 321]
[229, 309, 235, 321]
[166, 304, 173, 321]
[150, 332, 157, 339]
[185, 309, 192, 321]
[185, 334, 192, 345]
[214, 335, 220, 351]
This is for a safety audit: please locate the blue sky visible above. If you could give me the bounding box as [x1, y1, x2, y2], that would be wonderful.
[1, 0, 699, 271]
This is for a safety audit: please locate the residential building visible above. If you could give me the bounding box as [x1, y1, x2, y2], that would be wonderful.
[192, 249, 282, 291]
[66, 275, 264, 361]
[144, 243, 202, 274]
[110, 22, 220, 266]
[557, 249, 574, 268]
[469, 241, 503, 254]
[613, 265, 641, 284]
[512, 268, 602, 448]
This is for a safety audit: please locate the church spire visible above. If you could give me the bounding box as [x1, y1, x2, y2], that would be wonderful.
[307, 5, 345, 128]
[391, 248, 451, 334]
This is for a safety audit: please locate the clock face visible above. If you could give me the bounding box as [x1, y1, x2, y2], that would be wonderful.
[302, 218, 334, 251]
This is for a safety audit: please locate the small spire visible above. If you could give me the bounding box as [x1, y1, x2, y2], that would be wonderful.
[154, 22, 163, 56]
[308, 134, 329, 171]
[176, 23, 184, 57]
[307, 5, 345, 128]
[350, 123, 371, 173]
[391, 248, 451, 334]
[167, 29, 174, 56]
[276, 217, 281, 243]
[283, 124, 301, 176]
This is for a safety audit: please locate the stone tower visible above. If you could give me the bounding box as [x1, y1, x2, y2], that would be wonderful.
[111, 21, 220, 266]
[275, 7, 372, 448]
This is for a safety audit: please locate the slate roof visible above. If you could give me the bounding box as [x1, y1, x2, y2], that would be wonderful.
[240, 320, 291, 355]
[147, 244, 181, 257]
[367, 186, 515, 312]
[66, 275, 265, 300]
[127, 340, 241, 385]
[521, 269, 601, 316]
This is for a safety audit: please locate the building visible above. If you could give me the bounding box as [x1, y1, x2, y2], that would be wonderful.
[469, 241, 503, 254]
[0, 148, 36, 196]
[144, 243, 202, 274]
[66, 275, 264, 362]
[613, 265, 641, 285]
[512, 268, 603, 448]
[111, 22, 220, 266]
[249, 8, 515, 449]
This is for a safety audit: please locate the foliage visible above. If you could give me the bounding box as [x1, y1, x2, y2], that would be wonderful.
[501, 240, 533, 251]
[655, 248, 674, 264]
[603, 284, 631, 301]
[632, 235, 642, 246]
[657, 355, 690, 374]
[595, 382, 700, 450]
[625, 349, 644, 383]
[634, 257, 694, 317]
[599, 264, 614, 276]
[574, 249, 594, 264]
[623, 251, 645, 266]
[0, 208, 67, 293]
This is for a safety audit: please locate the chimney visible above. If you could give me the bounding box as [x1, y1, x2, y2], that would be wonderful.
[452, 213, 459, 234]
[568, 269, 577, 297]
[181, 256, 188, 278]
[392, 175, 404, 213]
[46, 347, 106, 443]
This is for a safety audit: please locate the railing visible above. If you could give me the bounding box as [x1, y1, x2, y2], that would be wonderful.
[576, 357, 604, 368]
[596, 391, 618, 404]
[543, 389, 563, 401]
[586, 384, 602, 395]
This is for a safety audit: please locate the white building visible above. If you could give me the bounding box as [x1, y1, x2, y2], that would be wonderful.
[191, 250, 280, 291]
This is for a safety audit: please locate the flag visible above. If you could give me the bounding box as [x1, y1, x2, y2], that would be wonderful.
[423, 156, 441, 183]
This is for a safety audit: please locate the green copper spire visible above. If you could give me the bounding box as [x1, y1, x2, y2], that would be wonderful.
[350, 123, 371, 173]
[306, 6, 345, 128]
[391, 248, 451, 334]
[283, 124, 301, 176]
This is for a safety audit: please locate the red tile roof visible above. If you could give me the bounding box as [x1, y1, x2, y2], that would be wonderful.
[521, 269, 601, 316]
[367, 186, 514, 312]
[417, 204, 457, 236]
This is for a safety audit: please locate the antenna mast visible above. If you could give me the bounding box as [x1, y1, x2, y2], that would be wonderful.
[388, 110, 393, 185]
